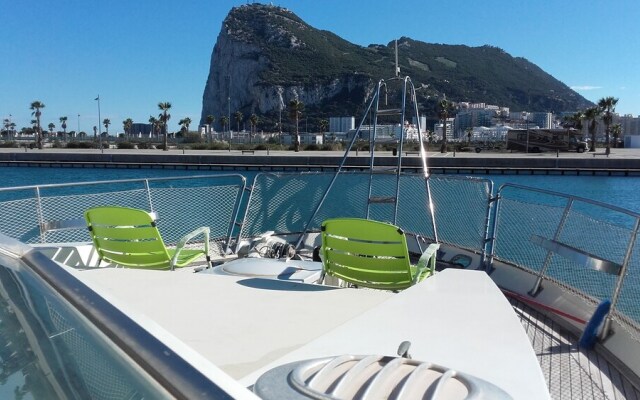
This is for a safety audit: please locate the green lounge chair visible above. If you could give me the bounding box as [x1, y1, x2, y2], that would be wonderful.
[84, 206, 210, 270]
[320, 218, 439, 290]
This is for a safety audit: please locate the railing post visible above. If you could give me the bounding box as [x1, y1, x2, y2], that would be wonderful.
[35, 187, 45, 243]
[600, 217, 640, 340]
[481, 186, 496, 271]
[144, 179, 154, 212]
[529, 198, 574, 297]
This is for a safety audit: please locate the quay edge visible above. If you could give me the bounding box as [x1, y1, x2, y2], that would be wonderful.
[0, 150, 640, 175]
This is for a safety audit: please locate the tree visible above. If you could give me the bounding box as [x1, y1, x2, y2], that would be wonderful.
[584, 106, 601, 152]
[206, 115, 215, 140]
[48, 122, 55, 137]
[234, 111, 243, 134]
[249, 113, 258, 144]
[149, 116, 157, 138]
[103, 118, 111, 137]
[436, 99, 454, 153]
[122, 118, 133, 140]
[319, 119, 329, 144]
[2, 119, 9, 140]
[178, 117, 191, 135]
[288, 99, 304, 152]
[220, 115, 229, 134]
[30, 100, 45, 149]
[598, 96, 618, 155]
[158, 102, 172, 151]
[562, 112, 584, 141]
[59, 116, 68, 141]
[611, 123, 622, 148]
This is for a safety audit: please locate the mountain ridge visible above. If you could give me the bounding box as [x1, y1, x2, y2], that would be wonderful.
[200, 3, 592, 129]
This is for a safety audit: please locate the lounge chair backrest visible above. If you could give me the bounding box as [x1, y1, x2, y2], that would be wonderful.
[321, 218, 413, 290]
[85, 206, 172, 269]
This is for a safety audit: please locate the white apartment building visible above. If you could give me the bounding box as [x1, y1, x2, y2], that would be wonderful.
[329, 117, 355, 133]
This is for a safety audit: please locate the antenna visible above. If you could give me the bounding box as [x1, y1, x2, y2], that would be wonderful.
[394, 39, 399, 76]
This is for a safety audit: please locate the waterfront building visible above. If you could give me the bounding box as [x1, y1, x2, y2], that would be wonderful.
[411, 115, 427, 132]
[345, 124, 420, 142]
[329, 117, 355, 133]
[433, 118, 455, 141]
[130, 123, 153, 138]
[618, 114, 640, 136]
[529, 112, 553, 129]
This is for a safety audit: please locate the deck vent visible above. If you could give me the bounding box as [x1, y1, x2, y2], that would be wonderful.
[253, 354, 512, 399]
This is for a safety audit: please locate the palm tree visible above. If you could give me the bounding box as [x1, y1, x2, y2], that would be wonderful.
[30, 100, 45, 149]
[123, 118, 133, 140]
[234, 111, 243, 134]
[220, 116, 229, 135]
[249, 113, 258, 144]
[288, 99, 304, 152]
[183, 117, 191, 134]
[437, 99, 453, 153]
[9, 122, 15, 140]
[178, 117, 191, 136]
[598, 96, 618, 155]
[149, 116, 158, 138]
[584, 106, 601, 152]
[610, 123, 622, 148]
[319, 119, 329, 144]
[562, 112, 582, 138]
[103, 118, 111, 137]
[2, 119, 9, 139]
[48, 122, 55, 137]
[158, 102, 172, 151]
[59, 116, 68, 142]
[206, 115, 215, 140]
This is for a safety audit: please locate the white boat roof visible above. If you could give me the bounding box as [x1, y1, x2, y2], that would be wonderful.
[68, 266, 549, 399]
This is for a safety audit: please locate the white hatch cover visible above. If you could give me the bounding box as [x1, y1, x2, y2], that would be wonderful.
[253, 353, 512, 399]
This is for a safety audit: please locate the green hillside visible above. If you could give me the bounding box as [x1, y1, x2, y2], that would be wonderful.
[212, 4, 592, 125]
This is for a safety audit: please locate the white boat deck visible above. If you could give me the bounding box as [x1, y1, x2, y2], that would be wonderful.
[68, 267, 549, 399]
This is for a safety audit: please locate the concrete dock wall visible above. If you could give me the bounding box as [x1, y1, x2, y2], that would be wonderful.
[0, 150, 639, 175]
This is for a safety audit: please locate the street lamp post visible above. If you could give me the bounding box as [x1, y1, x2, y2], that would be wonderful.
[77, 114, 80, 138]
[95, 95, 102, 149]
[522, 111, 529, 153]
[227, 75, 232, 141]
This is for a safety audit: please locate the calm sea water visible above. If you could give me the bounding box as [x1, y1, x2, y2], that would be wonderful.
[1, 166, 638, 213]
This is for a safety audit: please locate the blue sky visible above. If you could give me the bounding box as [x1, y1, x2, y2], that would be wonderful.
[1, 0, 638, 133]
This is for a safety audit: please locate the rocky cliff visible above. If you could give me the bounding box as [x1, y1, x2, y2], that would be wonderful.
[200, 3, 592, 130]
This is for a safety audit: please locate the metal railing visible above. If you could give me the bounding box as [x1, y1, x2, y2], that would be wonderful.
[239, 172, 493, 258]
[0, 171, 638, 343]
[491, 183, 640, 340]
[0, 174, 247, 258]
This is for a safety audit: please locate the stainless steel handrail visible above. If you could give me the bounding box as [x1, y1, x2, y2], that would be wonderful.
[492, 182, 640, 339]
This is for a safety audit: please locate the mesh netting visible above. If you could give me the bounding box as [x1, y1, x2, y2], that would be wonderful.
[429, 176, 492, 251]
[494, 184, 640, 340]
[151, 183, 242, 256]
[47, 299, 141, 399]
[0, 197, 41, 243]
[240, 172, 492, 255]
[0, 176, 245, 257]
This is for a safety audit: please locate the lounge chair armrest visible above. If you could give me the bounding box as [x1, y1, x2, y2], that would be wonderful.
[176, 226, 210, 249]
[413, 243, 440, 284]
[171, 227, 211, 268]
